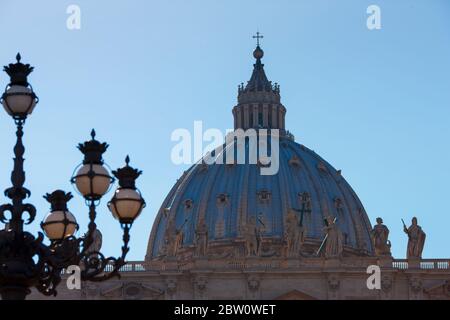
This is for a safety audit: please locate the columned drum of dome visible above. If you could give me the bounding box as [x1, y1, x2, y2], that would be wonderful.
[233, 45, 285, 131]
[146, 43, 374, 261]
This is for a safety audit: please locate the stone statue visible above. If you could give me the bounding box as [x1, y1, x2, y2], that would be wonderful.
[80, 228, 103, 271]
[403, 217, 426, 259]
[371, 217, 391, 256]
[174, 228, 184, 256]
[194, 217, 208, 257]
[85, 228, 103, 255]
[243, 216, 261, 257]
[163, 216, 177, 256]
[323, 216, 343, 258]
[163, 216, 187, 257]
[284, 209, 306, 257]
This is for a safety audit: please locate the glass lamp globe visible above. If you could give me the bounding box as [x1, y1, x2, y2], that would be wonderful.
[108, 188, 145, 224]
[42, 210, 78, 241]
[74, 164, 112, 199]
[2, 85, 37, 118]
[2, 53, 38, 119]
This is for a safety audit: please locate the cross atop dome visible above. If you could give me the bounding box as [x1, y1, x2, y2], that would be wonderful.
[252, 31, 264, 60]
[253, 31, 264, 47]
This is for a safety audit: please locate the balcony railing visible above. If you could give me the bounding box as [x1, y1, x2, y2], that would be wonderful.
[95, 258, 450, 273]
[392, 259, 450, 270]
[102, 261, 147, 273]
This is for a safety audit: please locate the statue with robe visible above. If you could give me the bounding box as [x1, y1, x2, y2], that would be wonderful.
[243, 216, 261, 257]
[85, 228, 103, 255]
[403, 217, 426, 259]
[163, 216, 177, 256]
[371, 217, 391, 256]
[80, 228, 103, 271]
[163, 216, 187, 257]
[174, 227, 184, 256]
[284, 209, 306, 257]
[323, 216, 343, 258]
[194, 218, 208, 257]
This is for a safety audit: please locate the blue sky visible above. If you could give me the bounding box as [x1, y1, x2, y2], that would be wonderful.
[0, 0, 449, 260]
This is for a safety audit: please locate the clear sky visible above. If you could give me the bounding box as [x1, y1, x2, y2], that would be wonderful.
[0, 0, 449, 260]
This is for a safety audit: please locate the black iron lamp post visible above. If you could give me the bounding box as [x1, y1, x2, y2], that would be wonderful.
[0, 54, 145, 300]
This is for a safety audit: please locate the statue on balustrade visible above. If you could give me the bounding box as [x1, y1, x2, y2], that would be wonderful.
[162, 216, 176, 256]
[403, 217, 426, 259]
[85, 228, 103, 256]
[371, 217, 391, 256]
[194, 217, 208, 257]
[284, 209, 306, 257]
[173, 227, 184, 256]
[162, 216, 187, 257]
[323, 216, 343, 258]
[243, 216, 262, 257]
[79, 228, 103, 271]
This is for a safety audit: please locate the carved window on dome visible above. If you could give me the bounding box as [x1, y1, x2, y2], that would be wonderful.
[184, 199, 194, 210]
[216, 193, 230, 207]
[334, 197, 344, 217]
[257, 189, 271, 203]
[289, 154, 301, 168]
[317, 162, 328, 174]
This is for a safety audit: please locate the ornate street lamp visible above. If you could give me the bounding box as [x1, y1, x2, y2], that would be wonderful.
[41, 191, 79, 241]
[0, 54, 145, 300]
[108, 155, 146, 224]
[1, 53, 38, 119]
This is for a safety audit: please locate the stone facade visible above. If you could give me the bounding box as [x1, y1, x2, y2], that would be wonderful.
[29, 257, 450, 300]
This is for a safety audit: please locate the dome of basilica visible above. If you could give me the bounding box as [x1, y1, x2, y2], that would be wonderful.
[146, 45, 374, 261]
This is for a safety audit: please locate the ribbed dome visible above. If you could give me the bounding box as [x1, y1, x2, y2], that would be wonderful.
[146, 135, 374, 260]
[146, 42, 374, 260]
